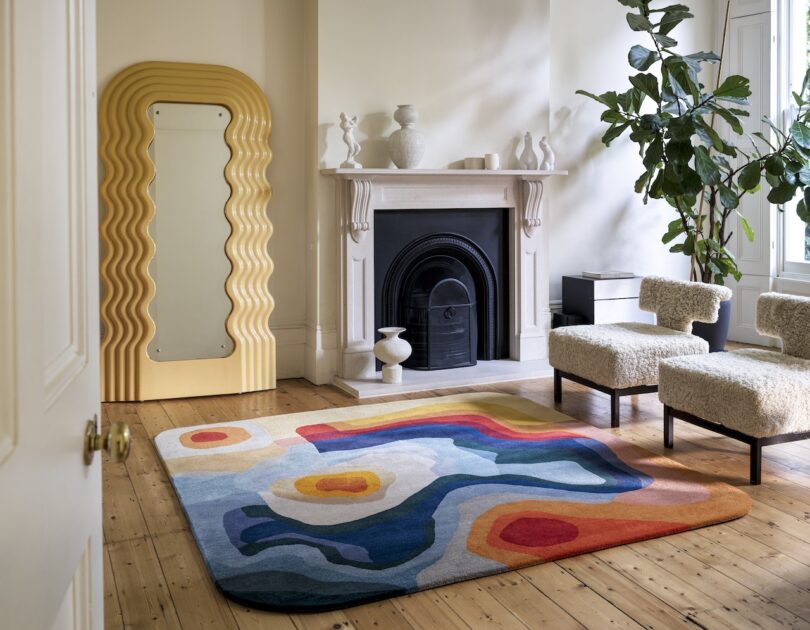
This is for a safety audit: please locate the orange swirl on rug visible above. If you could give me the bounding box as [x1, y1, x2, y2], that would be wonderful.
[294, 470, 382, 498]
[179, 426, 251, 450]
[468, 501, 687, 567]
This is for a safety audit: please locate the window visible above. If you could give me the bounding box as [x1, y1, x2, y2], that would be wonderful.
[782, 0, 810, 276]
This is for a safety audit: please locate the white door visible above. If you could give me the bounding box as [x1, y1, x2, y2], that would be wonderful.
[0, 0, 109, 628]
[722, 4, 778, 343]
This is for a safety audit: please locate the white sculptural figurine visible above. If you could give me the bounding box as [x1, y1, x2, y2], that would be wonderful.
[539, 135, 556, 171]
[519, 131, 538, 170]
[340, 112, 362, 168]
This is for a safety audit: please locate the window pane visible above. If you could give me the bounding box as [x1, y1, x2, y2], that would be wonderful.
[784, 0, 810, 267]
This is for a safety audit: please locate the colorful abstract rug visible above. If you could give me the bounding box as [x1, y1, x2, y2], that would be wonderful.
[154, 393, 750, 612]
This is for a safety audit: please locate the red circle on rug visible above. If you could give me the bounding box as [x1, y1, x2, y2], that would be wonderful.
[315, 476, 369, 493]
[499, 517, 579, 547]
[190, 431, 229, 443]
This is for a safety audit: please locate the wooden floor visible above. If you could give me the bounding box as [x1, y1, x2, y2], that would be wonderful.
[102, 375, 810, 630]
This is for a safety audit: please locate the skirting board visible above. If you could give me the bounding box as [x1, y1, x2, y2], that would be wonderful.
[333, 359, 553, 399]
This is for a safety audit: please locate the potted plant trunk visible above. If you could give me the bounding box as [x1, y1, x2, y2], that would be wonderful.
[578, 0, 810, 350]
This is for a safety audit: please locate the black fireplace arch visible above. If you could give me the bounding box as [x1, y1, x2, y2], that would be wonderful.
[380, 233, 499, 369]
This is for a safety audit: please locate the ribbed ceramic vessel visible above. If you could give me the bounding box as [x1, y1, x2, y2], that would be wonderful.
[389, 105, 425, 169]
[373, 327, 412, 384]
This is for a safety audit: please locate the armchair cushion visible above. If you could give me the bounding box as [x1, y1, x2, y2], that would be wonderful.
[549, 322, 708, 389]
[659, 348, 810, 438]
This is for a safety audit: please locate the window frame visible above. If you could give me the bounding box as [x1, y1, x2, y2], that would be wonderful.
[777, 0, 810, 279]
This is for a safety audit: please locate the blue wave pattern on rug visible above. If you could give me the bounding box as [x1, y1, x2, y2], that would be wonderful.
[154, 397, 751, 612]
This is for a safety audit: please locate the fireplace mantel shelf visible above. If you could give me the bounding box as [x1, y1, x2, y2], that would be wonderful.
[321, 168, 568, 179]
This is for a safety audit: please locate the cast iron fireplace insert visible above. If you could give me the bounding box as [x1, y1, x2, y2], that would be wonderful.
[375, 208, 509, 371]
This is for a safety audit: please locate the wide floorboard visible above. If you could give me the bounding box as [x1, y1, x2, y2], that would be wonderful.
[102, 374, 810, 630]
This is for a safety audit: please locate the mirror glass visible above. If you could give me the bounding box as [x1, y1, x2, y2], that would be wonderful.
[146, 102, 235, 362]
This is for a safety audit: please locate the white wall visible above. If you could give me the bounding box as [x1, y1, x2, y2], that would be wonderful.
[96, 0, 309, 377]
[97, 0, 718, 384]
[548, 0, 716, 303]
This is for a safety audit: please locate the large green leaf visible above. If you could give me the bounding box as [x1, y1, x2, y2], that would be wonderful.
[649, 4, 689, 13]
[665, 141, 692, 164]
[600, 91, 620, 110]
[653, 33, 678, 48]
[694, 146, 720, 185]
[718, 184, 739, 209]
[602, 122, 631, 146]
[601, 110, 627, 124]
[662, 219, 685, 243]
[643, 136, 664, 168]
[708, 104, 744, 135]
[738, 162, 762, 191]
[667, 116, 695, 141]
[765, 155, 785, 176]
[657, 8, 693, 35]
[628, 45, 657, 70]
[737, 210, 754, 243]
[627, 13, 653, 31]
[685, 51, 721, 63]
[736, 211, 755, 242]
[798, 198, 810, 223]
[694, 118, 726, 153]
[767, 182, 799, 204]
[635, 169, 653, 194]
[629, 73, 660, 101]
[576, 90, 608, 105]
[790, 121, 810, 149]
[713, 75, 751, 99]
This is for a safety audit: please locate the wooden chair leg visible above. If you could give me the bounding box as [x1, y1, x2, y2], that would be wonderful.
[553, 369, 562, 404]
[750, 440, 762, 485]
[664, 405, 673, 449]
[610, 392, 620, 428]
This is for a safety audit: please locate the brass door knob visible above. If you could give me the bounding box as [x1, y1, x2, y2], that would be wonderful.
[84, 417, 131, 465]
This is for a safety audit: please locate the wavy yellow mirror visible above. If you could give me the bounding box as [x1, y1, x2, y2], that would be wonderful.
[99, 61, 275, 401]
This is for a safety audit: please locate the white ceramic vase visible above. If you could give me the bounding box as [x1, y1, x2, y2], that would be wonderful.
[373, 327, 412, 384]
[388, 105, 426, 169]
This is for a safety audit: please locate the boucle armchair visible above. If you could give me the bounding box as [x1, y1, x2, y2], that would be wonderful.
[549, 276, 731, 427]
[659, 292, 810, 485]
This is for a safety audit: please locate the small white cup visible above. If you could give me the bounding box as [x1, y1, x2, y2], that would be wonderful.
[464, 157, 485, 170]
[484, 153, 500, 170]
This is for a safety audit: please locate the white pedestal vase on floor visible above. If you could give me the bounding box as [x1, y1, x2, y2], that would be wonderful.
[373, 327, 412, 384]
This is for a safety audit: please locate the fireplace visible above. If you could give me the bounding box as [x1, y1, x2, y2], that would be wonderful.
[376, 209, 509, 370]
[321, 167, 566, 396]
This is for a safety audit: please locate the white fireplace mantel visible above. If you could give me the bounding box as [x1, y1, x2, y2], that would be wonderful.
[321, 167, 568, 394]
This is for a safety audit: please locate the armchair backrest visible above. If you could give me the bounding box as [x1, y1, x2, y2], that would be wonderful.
[756, 292, 810, 360]
[639, 276, 732, 333]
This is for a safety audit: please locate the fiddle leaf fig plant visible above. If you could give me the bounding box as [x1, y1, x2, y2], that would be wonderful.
[577, 0, 810, 284]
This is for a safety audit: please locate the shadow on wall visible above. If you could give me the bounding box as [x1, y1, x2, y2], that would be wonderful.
[548, 100, 686, 298]
[357, 112, 393, 168]
[318, 0, 552, 170]
[318, 123, 333, 169]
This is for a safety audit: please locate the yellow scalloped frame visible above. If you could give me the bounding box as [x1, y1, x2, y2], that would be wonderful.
[99, 61, 275, 401]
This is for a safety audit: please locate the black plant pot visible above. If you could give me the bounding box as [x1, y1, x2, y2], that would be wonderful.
[691, 299, 732, 353]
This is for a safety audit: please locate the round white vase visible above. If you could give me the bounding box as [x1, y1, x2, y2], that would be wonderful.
[388, 105, 425, 169]
[373, 327, 412, 384]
